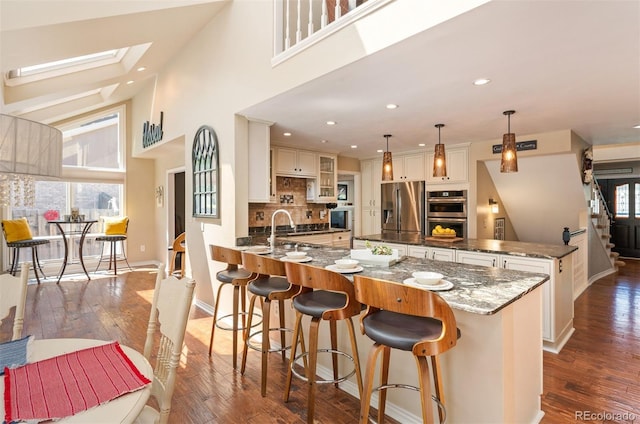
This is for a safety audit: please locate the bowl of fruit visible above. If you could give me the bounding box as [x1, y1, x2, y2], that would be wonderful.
[431, 225, 457, 238]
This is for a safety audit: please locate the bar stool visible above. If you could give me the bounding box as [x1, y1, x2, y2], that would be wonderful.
[95, 216, 132, 274]
[240, 251, 299, 397]
[1, 218, 49, 284]
[352, 275, 460, 424]
[169, 232, 186, 277]
[283, 261, 363, 424]
[209, 245, 259, 368]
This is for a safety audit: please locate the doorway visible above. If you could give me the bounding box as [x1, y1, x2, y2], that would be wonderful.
[600, 178, 640, 258]
[167, 168, 186, 269]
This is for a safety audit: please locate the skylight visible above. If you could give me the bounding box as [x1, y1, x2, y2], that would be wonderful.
[5, 48, 128, 85]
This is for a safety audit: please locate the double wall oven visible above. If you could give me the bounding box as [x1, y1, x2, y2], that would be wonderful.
[426, 190, 467, 238]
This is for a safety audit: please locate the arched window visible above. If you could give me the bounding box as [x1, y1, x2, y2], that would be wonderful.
[192, 125, 219, 218]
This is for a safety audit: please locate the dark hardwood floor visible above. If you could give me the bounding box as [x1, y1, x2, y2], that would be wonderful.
[2, 260, 639, 423]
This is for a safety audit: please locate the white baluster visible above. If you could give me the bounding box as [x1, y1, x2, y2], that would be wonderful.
[321, 0, 328, 28]
[285, 0, 291, 49]
[308, 0, 314, 37]
[296, 0, 302, 43]
[335, 0, 342, 20]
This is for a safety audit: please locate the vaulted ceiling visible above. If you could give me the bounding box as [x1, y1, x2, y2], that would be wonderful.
[1, 0, 639, 159]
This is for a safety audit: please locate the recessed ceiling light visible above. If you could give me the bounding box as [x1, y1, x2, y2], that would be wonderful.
[126, 80, 134, 85]
[418, 143, 425, 147]
[326, 121, 336, 125]
[283, 132, 291, 137]
[137, 66, 146, 72]
[321, 140, 328, 143]
[350, 145, 357, 149]
[473, 78, 491, 86]
[386, 104, 398, 109]
[634, 124, 640, 129]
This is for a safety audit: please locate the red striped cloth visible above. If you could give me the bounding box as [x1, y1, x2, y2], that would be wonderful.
[4, 341, 151, 423]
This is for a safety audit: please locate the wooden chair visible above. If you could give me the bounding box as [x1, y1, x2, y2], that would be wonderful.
[95, 216, 132, 274]
[134, 265, 195, 424]
[208, 244, 255, 368]
[240, 252, 299, 397]
[2, 218, 49, 284]
[0, 263, 29, 341]
[283, 261, 363, 424]
[352, 275, 460, 424]
[169, 232, 186, 277]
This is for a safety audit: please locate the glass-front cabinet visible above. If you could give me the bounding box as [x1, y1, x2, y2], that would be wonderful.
[317, 154, 337, 202]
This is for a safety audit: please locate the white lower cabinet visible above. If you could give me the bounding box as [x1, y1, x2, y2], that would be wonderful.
[408, 246, 455, 262]
[455, 250, 499, 267]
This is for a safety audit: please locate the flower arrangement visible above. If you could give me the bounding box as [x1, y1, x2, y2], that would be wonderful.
[365, 240, 393, 255]
[43, 209, 59, 221]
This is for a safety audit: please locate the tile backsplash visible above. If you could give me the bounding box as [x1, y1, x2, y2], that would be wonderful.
[249, 176, 329, 229]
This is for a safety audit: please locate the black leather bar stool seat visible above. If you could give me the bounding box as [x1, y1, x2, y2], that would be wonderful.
[363, 311, 461, 351]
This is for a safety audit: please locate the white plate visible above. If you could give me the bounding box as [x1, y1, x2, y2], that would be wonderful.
[325, 264, 364, 274]
[280, 256, 313, 263]
[402, 278, 454, 291]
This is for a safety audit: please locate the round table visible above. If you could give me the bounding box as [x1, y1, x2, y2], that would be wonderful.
[1, 338, 152, 423]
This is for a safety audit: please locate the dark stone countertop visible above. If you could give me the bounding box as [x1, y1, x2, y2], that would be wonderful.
[239, 241, 549, 316]
[240, 228, 351, 247]
[354, 233, 577, 260]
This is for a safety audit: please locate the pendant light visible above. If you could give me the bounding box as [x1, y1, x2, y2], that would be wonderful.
[500, 110, 518, 173]
[381, 134, 394, 181]
[433, 124, 447, 177]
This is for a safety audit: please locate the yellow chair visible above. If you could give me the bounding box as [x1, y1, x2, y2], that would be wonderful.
[95, 216, 132, 274]
[1, 217, 49, 284]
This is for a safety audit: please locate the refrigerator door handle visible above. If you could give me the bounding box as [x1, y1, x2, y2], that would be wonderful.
[396, 187, 401, 231]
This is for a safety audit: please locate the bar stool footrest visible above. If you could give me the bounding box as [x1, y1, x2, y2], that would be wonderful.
[291, 348, 357, 385]
[372, 383, 447, 423]
[246, 327, 295, 353]
[215, 312, 262, 332]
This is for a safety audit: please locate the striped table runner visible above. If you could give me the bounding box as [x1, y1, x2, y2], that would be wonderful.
[4, 341, 151, 423]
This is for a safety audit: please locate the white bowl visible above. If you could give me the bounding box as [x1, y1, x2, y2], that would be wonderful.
[286, 251, 308, 259]
[412, 271, 444, 286]
[335, 259, 359, 269]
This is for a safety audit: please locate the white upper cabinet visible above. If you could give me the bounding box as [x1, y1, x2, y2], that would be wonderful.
[248, 120, 276, 203]
[316, 154, 337, 202]
[361, 159, 382, 208]
[391, 152, 425, 181]
[275, 147, 317, 177]
[426, 145, 469, 184]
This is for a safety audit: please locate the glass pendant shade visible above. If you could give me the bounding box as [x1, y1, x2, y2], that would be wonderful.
[500, 110, 518, 173]
[381, 134, 393, 181]
[433, 144, 447, 177]
[433, 123, 447, 177]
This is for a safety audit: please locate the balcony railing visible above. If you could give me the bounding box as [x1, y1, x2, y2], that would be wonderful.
[273, 0, 394, 62]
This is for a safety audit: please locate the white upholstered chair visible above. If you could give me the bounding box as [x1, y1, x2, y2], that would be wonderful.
[134, 265, 195, 424]
[0, 263, 29, 341]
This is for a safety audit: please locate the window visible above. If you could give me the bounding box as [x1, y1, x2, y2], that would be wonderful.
[7, 107, 126, 266]
[192, 125, 220, 218]
[636, 183, 640, 219]
[615, 183, 629, 219]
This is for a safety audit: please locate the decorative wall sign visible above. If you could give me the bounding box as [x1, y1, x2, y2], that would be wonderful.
[492, 140, 537, 154]
[142, 111, 164, 148]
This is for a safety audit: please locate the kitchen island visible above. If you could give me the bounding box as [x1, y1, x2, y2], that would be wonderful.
[354, 234, 577, 354]
[240, 242, 550, 423]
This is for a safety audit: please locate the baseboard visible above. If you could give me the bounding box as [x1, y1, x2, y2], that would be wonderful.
[543, 323, 575, 354]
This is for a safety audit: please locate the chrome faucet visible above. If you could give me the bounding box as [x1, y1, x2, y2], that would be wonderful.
[270, 209, 295, 251]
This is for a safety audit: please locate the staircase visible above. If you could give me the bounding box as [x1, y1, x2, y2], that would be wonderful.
[591, 179, 625, 270]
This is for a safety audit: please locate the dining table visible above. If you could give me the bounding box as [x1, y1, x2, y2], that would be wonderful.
[1, 338, 152, 423]
[48, 220, 98, 283]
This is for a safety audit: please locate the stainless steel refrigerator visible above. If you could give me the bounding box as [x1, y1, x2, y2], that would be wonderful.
[381, 181, 425, 234]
